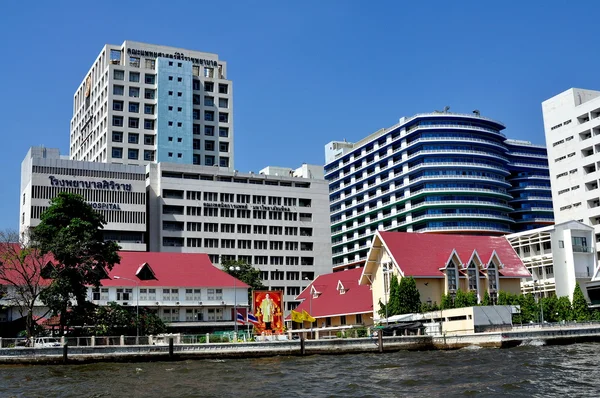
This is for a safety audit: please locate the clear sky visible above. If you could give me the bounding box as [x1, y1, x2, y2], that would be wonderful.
[0, 0, 596, 231]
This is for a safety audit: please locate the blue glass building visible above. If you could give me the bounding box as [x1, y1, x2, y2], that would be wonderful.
[324, 112, 553, 270]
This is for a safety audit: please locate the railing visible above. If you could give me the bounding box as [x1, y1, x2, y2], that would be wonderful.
[573, 245, 592, 253]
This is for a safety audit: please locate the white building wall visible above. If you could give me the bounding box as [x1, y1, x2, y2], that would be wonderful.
[507, 220, 596, 300]
[146, 163, 332, 312]
[542, 88, 600, 266]
[20, 147, 147, 251]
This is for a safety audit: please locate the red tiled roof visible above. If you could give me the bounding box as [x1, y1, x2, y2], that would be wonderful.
[288, 267, 373, 319]
[102, 252, 249, 288]
[376, 231, 530, 278]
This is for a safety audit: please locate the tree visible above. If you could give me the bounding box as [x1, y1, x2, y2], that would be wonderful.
[556, 296, 573, 322]
[222, 259, 264, 302]
[440, 293, 455, 310]
[386, 274, 401, 316]
[397, 276, 421, 314]
[32, 193, 121, 332]
[90, 302, 166, 336]
[0, 230, 52, 339]
[481, 291, 491, 306]
[572, 282, 591, 322]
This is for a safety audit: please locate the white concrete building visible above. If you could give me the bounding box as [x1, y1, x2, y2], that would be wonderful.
[542, 88, 600, 264]
[146, 162, 332, 311]
[506, 221, 596, 300]
[20, 147, 147, 251]
[69, 41, 233, 169]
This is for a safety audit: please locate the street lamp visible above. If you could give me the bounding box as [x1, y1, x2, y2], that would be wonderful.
[534, 280, 544, 326]
[304, 276, 313, 338]
[229, 266, 241, 338]
[114, 276, 139, 340]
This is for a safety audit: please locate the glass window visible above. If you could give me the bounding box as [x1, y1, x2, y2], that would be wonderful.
[128, 133, 139, 144]
[129, 87, 140, 98]
[112, 132, 123, 142]
[219, 127, 229, 137]
[112, 147, 123, 159]
[145, 74, 156, 84]
[128, 149, 139, 160]
[129, 72, 140, 82]
[113, 70, 124, 80]
[129, 102, 139, 113]
[113, 85, 124, 95]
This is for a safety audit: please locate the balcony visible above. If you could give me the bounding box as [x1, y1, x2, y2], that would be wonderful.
[573, 245, 592, 253]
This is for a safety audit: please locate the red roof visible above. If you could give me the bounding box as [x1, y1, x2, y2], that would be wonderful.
[375, 231, 530, 278]
[102, 252, 249, 288]
[289, 267, 373, 319]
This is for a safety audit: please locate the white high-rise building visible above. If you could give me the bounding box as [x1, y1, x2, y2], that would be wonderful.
[542, 88, 600, 265]
[70, 41, 233, 169]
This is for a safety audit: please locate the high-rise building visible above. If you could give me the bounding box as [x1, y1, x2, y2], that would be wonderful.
[325, 111, 553, 271]
[542, 88, 600, 265]
[70, 41, 233, 168]
[20, 147, 147, 251]
[505, 139, 554, 231]
[146, 162, 332, 310]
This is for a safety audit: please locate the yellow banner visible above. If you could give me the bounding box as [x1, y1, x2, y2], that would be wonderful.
[291, 310, 304, 323]
[302, 310, 316, 323]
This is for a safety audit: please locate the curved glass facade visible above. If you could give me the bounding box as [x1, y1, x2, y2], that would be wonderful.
[505, 140, 554, 231]
[325, 113, 553, 270]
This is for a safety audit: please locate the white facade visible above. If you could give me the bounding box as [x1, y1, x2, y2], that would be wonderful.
[542, 88, 600, 265]
[19, 147, 147, 251]
[146, 163, 332, 311]
[70, 40, 233, 168]
[86, 285, 247, 324]
[506, 220, 596, 300]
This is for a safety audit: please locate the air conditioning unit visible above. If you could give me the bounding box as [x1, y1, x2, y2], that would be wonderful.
[221, 301, 225, 304]
[155, 301, 160, 305]
[198, 301, 203, 305]
[123, 302, 129, 306]
[176, 301, 180, 305]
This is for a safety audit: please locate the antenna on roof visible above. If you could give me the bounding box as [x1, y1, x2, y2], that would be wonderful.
[473, 109, 480, 116]
[443, 106, 450, 113]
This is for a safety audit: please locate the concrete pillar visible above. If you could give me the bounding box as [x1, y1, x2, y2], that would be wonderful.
[315, 330, 320, 340]
[206, 333, 210, 344]
[176, 334, 181, 344]
[61, 336, 65, 345]
[120, 335, 125, 346]
[0, 337, 3, 348]
[91, 336, 95, 347]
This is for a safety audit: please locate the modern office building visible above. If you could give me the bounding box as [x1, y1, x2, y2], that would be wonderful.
[506, 221, 596, 301]
[325, 111, 552, 271]
[69, 41, 233, 169]
[542, 88, 600, 264]
[146, 162, 332, 311]
[505, 139, 554, 231]
[20, 147, 147, 251]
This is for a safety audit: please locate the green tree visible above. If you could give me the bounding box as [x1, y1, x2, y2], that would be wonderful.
[572, 282, 591, 322]
[386, 274, 401, 316]
[454, 289, 469, 308]
[541, 295, 558, 323]
[32, 193, 121, 332]
[518, 293, 539, 324]
[440, 293, 455, 310]
[556, 296, 573, 322]
[397, 276, 420, 315]
[222, 259, 264, 302]
[481, 291, 491, 306]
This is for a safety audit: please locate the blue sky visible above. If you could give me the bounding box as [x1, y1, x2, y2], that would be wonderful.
[0, 0, 596, 231]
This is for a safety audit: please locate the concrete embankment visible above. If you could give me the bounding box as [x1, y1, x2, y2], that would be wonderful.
[3, 325, 600, 365]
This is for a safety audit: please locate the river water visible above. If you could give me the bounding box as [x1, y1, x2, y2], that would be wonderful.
[2, 342, 599, 397]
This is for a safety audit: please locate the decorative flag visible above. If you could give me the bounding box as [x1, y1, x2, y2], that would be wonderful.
[302, 310, 316, 323]
[237, 312, 246, 325]
[291, 310, 304, 323]
[247, 312, 259, 325]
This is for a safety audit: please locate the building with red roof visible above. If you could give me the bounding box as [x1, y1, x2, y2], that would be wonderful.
[359, 231, 531, 313]
[1, 248, 249, 332]
[287, 267, 373, 338]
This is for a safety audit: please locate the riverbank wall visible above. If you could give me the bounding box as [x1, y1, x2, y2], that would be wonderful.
[3, 324, 600, 365]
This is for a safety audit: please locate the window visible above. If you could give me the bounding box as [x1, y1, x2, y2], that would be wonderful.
[112, 132, 123, 143]
[219, 157, 229, 168]
[193, 138, 201, 150]
[219, 98, 228, 108]
[193, 79, 200, 90]
[129, 87, 140, 98]
[144, 134, 155, 145]
[145, 59, 155, 69]
[113, 85, 124, 95]
[116, 288, 132, 301]
[128, 133, 139, 144]
[129, 102, 139, 113]
[219, 113, 229, 123]
[113, 100, 124, 111]
[144, 89, 155, 99]
[144, 150, 155, 161]
[218, 84, 228, 94]
[145, 74, 156, 84]
[113, 70, 124, 80]
[205, 126, 215, 136]
[204, 96, 214, 106]
[192, 154, 200, 164]
[129, 72, 140, 82]
[144, 119, 155, 129]
[447, 265, 457, 291]
[178, 77, 182, 82]
[129, 56, 140, 67]
[128, 149, 139, 160]
[128, 117, 139, 128]
[205, 155, 215, 166]
[559, 240, 564, 248]
[204, 67, 214, 78]
[488, 266, 498, 291]
[112, 116, 123, 127]
[219, 142, 229, 152]
[205, 140, 215, 151]
[204, 82, 214, 92]
[193, 109, 200, 120]
[219, 127, 229, 137]
[205, 111, 215, 121]
[112, 147, 123, 158]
